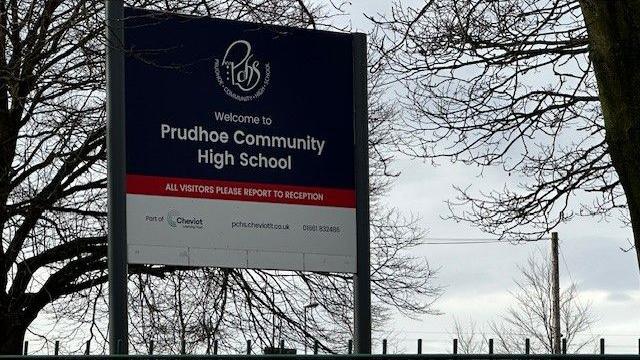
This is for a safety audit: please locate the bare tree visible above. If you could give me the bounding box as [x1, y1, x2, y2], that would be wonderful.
[452, 250, 595, 354]
[451, 317, 487, 354]
[0, 1, 441, 354]
[370, 0, 640, 271]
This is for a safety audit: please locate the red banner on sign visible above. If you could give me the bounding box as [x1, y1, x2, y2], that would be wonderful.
[126, 174, 356, 208]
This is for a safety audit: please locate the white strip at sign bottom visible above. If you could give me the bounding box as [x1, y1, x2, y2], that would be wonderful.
[126, 194, 356, 273]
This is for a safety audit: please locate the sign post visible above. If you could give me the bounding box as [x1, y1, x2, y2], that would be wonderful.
[106, 0, 128, 355]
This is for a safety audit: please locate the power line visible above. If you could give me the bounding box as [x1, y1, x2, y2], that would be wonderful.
[422, 237, 551, 245]
[424, 240, 504, 245]
[558, 239, 599, 342]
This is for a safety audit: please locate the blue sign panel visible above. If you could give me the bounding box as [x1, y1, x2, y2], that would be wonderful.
[125, 7, 354, 189]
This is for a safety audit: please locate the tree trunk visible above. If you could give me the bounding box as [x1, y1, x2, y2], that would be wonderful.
[0, 314, 27, 355]
[579, 0, 640, 273]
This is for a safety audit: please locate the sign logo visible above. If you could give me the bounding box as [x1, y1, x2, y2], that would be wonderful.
[167, 209, 204, 230]
[167, 209, 180, 227]
[214, 40, 270, 101]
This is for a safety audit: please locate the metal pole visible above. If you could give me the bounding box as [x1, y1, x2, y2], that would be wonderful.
[272, 288, 276, 348]
[352, 31, 371, 355]
[303, 302, 318, 355]
[551, 232, 561, 355]
[106, 0, 128, 355]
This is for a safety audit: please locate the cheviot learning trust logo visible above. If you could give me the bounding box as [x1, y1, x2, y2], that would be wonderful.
[167, 209, 204, 230]
[167, 209, 180, 228]
[214, 40, 270, 102]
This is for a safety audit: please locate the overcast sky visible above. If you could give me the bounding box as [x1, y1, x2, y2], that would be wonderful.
[347, 0, 640, 354]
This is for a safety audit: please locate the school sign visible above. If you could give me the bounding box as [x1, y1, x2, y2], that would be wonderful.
[122, 8, 362, 273]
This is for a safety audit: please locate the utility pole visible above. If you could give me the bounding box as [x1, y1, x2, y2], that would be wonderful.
[551, 232, 561, 354]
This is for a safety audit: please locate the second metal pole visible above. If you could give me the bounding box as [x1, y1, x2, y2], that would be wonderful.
[352, 32, 371, 354]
